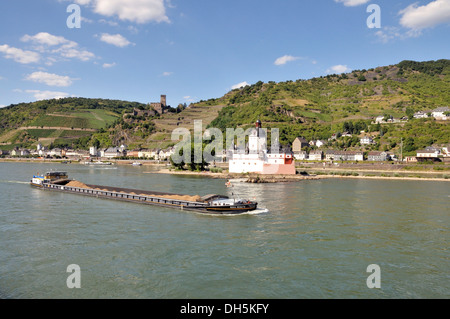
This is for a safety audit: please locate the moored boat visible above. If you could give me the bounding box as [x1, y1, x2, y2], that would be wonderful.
[84, 161, 113, 165]
[30, 172, 257, 215]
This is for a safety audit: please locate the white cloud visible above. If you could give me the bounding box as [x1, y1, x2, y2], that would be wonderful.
[326, 65, 351, 74]
[0, 104, 6, 108]
[162, 71, 173, 76]
[75, 0, 92, 6]
[56, 46, 96, 61]
[25, 90, 71, 100]
[334, 0, 371, 7]
[99, 19, 119, 27]
[231, 81, 249, 90]
[21, 32, 70, 47]
[21, 32, 95, 62]
[25, 72, 73, 87]
[399, 0, 450, 30]
[183, 96, 196, 102]
[0, 44, 40, 64]
[274, 55, 301, 66]
[102, 62, 117, 68]
[79, 0, 170, 24]
[99, 33, 133, 47]
[374, 26, 406, 43]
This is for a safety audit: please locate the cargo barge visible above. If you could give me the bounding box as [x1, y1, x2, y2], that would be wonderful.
[30, 171, 257, 215]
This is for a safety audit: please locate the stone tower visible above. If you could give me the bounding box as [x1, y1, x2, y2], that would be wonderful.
[160, 95, 166, 107]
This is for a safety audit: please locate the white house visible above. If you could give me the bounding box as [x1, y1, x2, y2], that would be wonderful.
[138, 149, 159, 159]
[416, 150, 439, 158]
[315, 140, 326, 148]
[11, 148, 30, 156]
[158, 147, 175, 160]
[102, 147, 124, 158]
[442, 145, 450, 156]
[308, 150, 323, 161]
[49, 148, 62, 157]
[375, 116, 385, 124]
[89, 146, 98, 157]
[413, 111, 429, 119]
[294, 151, 307, 160]
[431, 107, 449, 120]
[360, 136, 375, 145]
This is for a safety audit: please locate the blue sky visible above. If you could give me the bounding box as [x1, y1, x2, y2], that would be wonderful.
[0, 0, 449, 108]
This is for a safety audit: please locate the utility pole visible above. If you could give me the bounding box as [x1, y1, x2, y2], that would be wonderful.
[400, 137, 403, 162]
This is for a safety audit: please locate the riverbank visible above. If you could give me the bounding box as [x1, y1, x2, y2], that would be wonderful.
[1, 158, 449, 182]
[148, 168, 450, 182]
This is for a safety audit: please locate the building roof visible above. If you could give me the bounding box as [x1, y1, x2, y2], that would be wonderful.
[432, 107, 450, 112]
[294, 137, 308, 143]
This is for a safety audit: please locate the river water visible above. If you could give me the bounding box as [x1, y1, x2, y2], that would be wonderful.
[0, 162, 448, 298]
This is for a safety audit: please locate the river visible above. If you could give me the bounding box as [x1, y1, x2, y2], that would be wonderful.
[0, 162, 448, 298]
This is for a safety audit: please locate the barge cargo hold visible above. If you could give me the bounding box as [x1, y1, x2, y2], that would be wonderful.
[30, 172, 258, 215]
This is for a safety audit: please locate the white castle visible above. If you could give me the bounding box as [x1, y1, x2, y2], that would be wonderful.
[228, 120, 296, 175]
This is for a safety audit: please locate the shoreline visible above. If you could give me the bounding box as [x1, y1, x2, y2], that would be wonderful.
[1, 158, 449, 182]
[149, 168, 450, 182]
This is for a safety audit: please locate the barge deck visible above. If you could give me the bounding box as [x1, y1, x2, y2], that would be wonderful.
[30, 172, 258, 215]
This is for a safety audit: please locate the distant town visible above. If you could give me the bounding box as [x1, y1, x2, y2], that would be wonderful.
[1, 107, 449, 166]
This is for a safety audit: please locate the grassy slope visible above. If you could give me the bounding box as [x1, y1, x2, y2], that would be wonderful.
[208, 59, 450, 154]
[1, 60, 448, 153]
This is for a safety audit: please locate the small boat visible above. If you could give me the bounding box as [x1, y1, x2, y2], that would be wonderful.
[132, 162, 142, 166]
[30, 172, 257, 215]
[84, 160, 113, 165]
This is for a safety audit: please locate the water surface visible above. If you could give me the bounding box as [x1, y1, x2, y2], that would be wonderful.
[0, 162, 448, 298]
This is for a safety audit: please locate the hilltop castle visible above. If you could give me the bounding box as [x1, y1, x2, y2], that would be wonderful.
[150, 94, 168, 115]
[133, 95, 169, 117]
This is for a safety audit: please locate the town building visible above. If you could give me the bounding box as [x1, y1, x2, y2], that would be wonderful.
[413, 111, 429, 119]
[229, 120, 296, 175]
[325, 150, 363, 161]
[314, 140, 326, 148]
[292, 137, 309, 152]
[368, 151, 389, 161]
[138, 149, 159, 159]
[431, 107, 449, 120]
[101, 147, 125, 158]
[416, 149, 441, 162]
[294, 151, 307, 160]
[89, 146, 98, 157]
[11, 148, 30, 157]
[360, 136, 375, 145]
[308, 150, 323, 161]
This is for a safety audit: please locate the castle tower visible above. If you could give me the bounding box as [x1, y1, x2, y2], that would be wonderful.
[249, 119, 266, 153]
[160, 95, 167, 107]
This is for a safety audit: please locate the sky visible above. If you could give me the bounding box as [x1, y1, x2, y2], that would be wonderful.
[0, 0, 449, 108]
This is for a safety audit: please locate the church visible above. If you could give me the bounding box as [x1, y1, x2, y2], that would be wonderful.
[228, 120, 296, 175]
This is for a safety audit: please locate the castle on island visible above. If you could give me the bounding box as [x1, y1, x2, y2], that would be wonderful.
[228, 120, 296, 175]
[133, 95, 170, 117]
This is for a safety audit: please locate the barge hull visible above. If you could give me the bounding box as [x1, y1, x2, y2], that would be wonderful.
[31, 182, 256, 215]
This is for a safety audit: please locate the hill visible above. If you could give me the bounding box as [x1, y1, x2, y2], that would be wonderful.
[0, 98, 143, 150]
[207, 59, 450, 155]
[0, 59, 449, 155]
